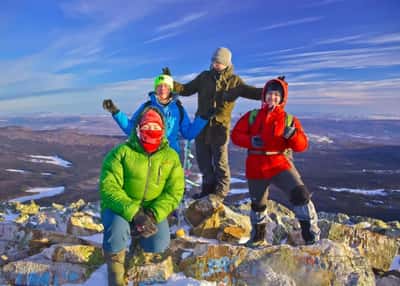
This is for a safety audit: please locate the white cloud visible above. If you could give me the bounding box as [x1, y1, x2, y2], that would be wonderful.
[259, 17, 323, 31]
[315, 34, 364, 45]
[144, 32, 180, 44]
[353, 32, 400, 45]
[156, 12, 207, 32]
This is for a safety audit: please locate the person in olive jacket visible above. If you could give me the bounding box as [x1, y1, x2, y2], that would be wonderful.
[163, 47, 262, 199]
[100, 106, 184, 286]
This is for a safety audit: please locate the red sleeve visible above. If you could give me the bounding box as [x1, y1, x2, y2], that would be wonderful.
[287, 117, 308, 152]
[231, 111, 252, 149]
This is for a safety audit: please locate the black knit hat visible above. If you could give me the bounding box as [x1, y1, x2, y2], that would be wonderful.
[266, 81, 284, 103]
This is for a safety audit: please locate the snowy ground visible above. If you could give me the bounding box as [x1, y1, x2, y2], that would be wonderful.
[28, 155, 72, 168]
[9, 186, 65, 203]
[319, 186, 400, 196]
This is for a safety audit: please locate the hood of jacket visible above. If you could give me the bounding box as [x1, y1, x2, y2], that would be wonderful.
[261, 78, 289, 109]
[128, 105, 169, 152]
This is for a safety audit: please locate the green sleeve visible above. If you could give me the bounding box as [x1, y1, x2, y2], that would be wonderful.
[99, 146, 140, 222]
[148, 153, 185, 222]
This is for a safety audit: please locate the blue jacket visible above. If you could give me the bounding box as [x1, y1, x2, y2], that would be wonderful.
[112, 92, 207, 153]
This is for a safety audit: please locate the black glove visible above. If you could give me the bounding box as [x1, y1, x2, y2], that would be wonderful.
[130, 209, 158, 238]
[162, 67, 171, 76]
[200, 107, 217, 121]
[251, 135, 264, 148]
[102, 99, 119, 115]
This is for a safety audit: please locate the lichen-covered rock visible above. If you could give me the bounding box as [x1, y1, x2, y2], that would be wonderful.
[66, 212, 103, 236]
[321, 221, 399, 271]
[14, 201, 40, 216]
[2, 259, 89, 285]
[185, 196, 251, 243]
[180, 244, 249, 284]
[42, 244, 104, 267]
[179, 240, 375, 286]
[125, 248, 174, 284]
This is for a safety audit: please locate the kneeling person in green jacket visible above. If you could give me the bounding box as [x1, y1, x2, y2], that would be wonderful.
[99, 106, 184, 286]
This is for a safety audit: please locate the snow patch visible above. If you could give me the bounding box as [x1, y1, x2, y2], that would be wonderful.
[308, 134, 334, 144]
[319, 186, 400, 196]
[361, 169, 400, 175]
[390, 255, 400, 271]
[9, 186, 65, 203]
[29, 155, 72, 167]
[66, 265, 218, 286]
[5, 169, 28, 174]
[230, 177, 247, 184]
[229, 188, 248, 195]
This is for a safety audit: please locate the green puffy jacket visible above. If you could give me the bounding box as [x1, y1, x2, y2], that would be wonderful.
[99, 108, 184, 223]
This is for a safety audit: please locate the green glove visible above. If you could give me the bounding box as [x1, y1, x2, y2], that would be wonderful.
[102, 99, 119, 115]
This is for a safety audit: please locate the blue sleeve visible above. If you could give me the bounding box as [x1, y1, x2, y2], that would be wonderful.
[112, 104, 144, 136]
[179, 108, 208, 140]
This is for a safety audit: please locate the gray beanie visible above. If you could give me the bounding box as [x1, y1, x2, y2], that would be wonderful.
[211, 47, 232, 66]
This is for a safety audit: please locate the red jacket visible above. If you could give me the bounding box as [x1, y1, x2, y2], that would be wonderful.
[231, 78, 308, 179]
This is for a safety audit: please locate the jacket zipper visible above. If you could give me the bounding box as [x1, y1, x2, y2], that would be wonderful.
[142, 155, 152, 203]
[157, 166, 161, 185]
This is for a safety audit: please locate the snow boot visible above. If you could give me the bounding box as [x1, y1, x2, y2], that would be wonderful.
[246, 223, 268, 248]
[247, 209, 269, 248]
[192, 183, 214, 199]
[293, 201, 320, 245]
[105, 250, 127, 286]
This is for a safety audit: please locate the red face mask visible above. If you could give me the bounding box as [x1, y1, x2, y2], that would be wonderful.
[139, 129, 163, 153]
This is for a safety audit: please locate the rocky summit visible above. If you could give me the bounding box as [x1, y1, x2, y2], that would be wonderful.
[0, 196, 399, 286]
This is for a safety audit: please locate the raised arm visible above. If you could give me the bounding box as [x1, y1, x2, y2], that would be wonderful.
[113, 103, 145, 136]
[173, 72, 203, 97]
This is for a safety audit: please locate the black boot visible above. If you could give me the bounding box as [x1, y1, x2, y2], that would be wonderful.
[192, 183, 214, 199]
[299, 220, 316, 245]
[246, 223, 268, 248]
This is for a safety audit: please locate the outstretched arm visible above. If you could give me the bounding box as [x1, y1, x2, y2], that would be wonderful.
[173, 73, 202, 97]
[224, 83, 263, 101]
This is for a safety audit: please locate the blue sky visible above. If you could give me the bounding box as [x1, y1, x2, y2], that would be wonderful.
[0, 0, 399, 118]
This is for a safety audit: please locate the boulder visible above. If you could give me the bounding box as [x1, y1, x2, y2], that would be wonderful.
[185, 196, 251, 243]
[179, 240, 376, 286]
[320, 221, 399, 271]
[125, 247, 174, 284]
[66, 212, 103, 236]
